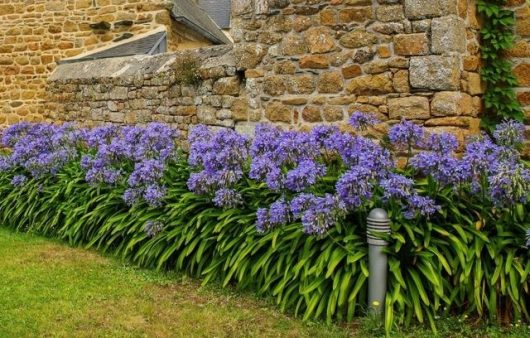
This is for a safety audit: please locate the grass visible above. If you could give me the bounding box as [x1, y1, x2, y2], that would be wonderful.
[1, 227, 529, 338]
[0, 228, 350, 338]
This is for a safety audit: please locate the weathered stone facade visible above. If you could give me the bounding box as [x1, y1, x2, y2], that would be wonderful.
[47, 46, 243, 141]
[0, 0, 214, 125]
[227, 0, 483, 140]
[46, 0, 487, 141]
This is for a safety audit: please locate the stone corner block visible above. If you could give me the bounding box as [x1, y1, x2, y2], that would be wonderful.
[431, 15, 467, 54]
[410, 56, 461, 91]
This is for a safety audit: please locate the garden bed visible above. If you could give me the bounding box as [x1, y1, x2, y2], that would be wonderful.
[0, 117, 528, 335]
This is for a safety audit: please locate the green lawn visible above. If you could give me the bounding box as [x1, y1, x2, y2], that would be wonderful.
[0, 228, 351, 338]
[0, 227, 528, 338]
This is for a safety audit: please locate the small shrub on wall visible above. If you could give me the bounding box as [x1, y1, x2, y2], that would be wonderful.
[0, 117, 528, 334]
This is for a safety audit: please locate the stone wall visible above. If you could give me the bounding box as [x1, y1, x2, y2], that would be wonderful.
[0, 0, 212, 126]
[47, 46, 244, 140]
[46, 0, 487, 142]
[506, 0, 530, 124]
[229, 0, 483, 141]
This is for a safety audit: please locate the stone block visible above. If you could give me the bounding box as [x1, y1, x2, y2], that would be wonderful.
[281, 34, 308, 55]
[0, 5, 15, 15]
[287, 75, 316, 94]
[394, 33, 430, 56]
[302, 106, 322, 122]
[339, 29, 378, 48]
[263, 76, 286, 96]
[346, 73, 394, 95]
[376, 5, 405, 22]
[235, 122, 258, 137]
[466, 72, 485, 95]
[213, 77, 240, 96]
[342, 65, 363, 79]
[265, 102, 292, 123]
[404, 0, 458, 19]
[339, 6, 374, 23]
[410, 56, 461, 90]
[318, 71, 344, 93]
[393, 70, 410, 93]
[517, 91, 530, 106]
[323, 106, 344, 122]
[388, 96, 430, 119]
[431, 15, 466, 54]
[304, 27, 337, 54]
[514, 63, 530, 86]
[300, 55, 330, 69]
[431, 91, 474, 116]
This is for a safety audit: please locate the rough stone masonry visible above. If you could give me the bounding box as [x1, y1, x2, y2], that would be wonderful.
[0, 0, 215, 125]
[29, 0, 530, 144]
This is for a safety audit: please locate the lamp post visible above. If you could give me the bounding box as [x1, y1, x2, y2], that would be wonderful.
[367, 208, 391, 315]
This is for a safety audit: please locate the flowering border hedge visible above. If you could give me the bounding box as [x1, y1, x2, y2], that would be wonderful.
[0, 118, 529, 334]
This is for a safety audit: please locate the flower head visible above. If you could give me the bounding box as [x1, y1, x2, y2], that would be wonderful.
[388, 119, 425, 150]
[493, 120, 525, 148]
[349, 111, 379, 131]
[11, 175, 28, 187]
[336, 166, 374, 208]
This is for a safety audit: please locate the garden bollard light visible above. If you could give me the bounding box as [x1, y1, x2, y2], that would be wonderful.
[367, 208, 391, 315]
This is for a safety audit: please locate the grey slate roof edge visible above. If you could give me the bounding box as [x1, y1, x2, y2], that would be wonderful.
[57, 31, 167, 65]
[171, 0, 231, 45]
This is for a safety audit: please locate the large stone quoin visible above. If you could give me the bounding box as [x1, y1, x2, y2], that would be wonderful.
[6, 0, 524, 141]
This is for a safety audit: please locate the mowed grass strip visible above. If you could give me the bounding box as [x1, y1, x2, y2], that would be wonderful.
[0, 228, 352, 338]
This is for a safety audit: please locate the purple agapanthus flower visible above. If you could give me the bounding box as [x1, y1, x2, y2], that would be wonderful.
[11, 174, 28, 187]
[336, 166, 374, 208]
[284, 160, 326, 192]
[188, 125, 249, 204]
[349, 111, 379, 131]
[213, 188, 243, 209]
[404, 194, 440, 219]
[424, 132, 459, 154]
[380, 173, 414, 200]
[255, 198, 291, 233]
[493, 120, 526, 148]
[388, 119, 425, 150]
[488, 163, 530, 207]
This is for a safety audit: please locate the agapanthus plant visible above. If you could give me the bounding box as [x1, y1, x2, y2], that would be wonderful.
[0, 123, 83, 183]
[187, 125, 250, 208]
[81, 123, 178, 207]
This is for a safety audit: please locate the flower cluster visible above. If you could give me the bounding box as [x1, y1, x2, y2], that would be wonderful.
[0, 122, 178, 207]
[2, 117, 528, 236]
[187, 125, 250, 208]
[256, 193, 346, 235]
[191, 118, 442, 235]
[81, 123, 178, 207]
[0, 123, 82, 184]
[349, 111, 379, 131]
[406, 119, 530, 207]
[388, 119, 425, 151]
[249, 125, 324, 192]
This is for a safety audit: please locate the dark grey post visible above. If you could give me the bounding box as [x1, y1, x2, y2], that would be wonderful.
[367, 208, 391, 314]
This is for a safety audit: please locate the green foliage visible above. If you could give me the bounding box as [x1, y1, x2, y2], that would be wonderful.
[478, 0, 524, 129]
[0, 158, 528, 336]
[172, 53, 202, 87]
